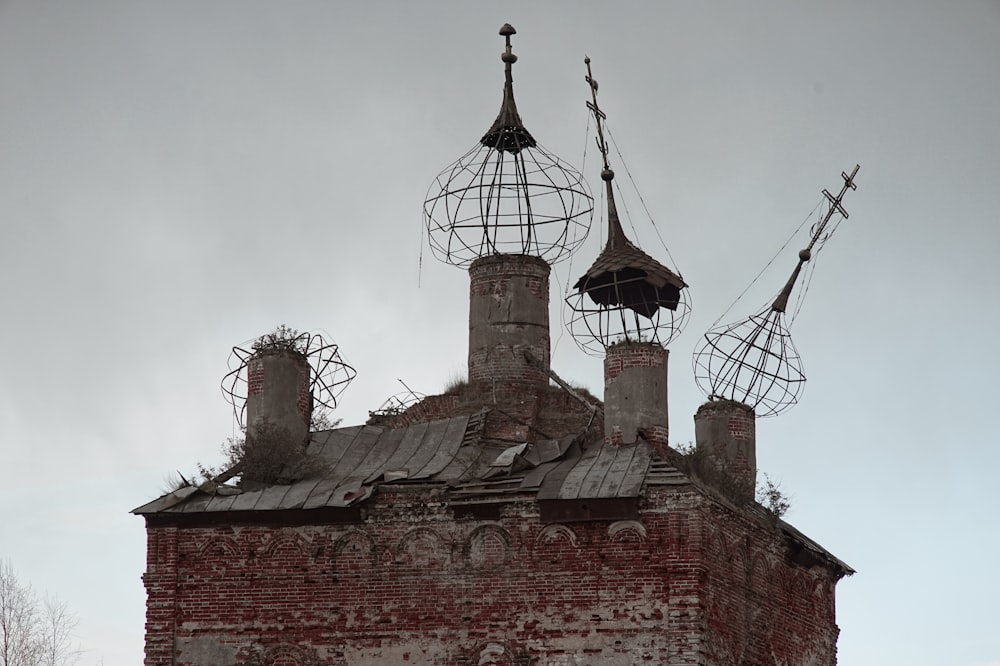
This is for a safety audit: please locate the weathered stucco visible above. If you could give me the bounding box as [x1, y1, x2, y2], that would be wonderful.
[141, 483, 843, 665]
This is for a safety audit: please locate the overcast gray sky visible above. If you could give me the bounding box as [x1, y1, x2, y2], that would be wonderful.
[1, 1, 998, 663]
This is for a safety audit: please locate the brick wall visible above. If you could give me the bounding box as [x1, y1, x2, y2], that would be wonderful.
[604, 342, 669, 449]
[142, 486, 841, 665]
[468, 255, 550, 387]
[378, 383, 602, 446]
[246, 351, 312, 444]
[701, 501, 841, 665]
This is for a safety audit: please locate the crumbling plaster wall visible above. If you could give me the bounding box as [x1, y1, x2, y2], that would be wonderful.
[699, 501, 841, 666]
[143, 486, 840, 666]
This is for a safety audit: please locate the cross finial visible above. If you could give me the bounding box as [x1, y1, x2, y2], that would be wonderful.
[771, 164, 861, 312]
[583, 57, 628, 249]
[584, 56, 612, 180]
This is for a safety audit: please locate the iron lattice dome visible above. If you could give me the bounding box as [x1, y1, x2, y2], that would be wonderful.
[565, 57, 690, 356]
[692, 165, 859, 417]
[221, 328, 356, 427]
[692, 305, 805, 418]
[424, 24, 593, 269]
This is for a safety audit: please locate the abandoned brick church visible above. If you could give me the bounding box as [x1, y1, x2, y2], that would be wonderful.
[134, 24, 854, 666]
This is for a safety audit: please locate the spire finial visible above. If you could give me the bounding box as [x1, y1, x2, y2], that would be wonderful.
[583, 57, 627, 249]
[481, 23, 535, 153]
[771, 164, 860, 312]
[424, 25, 594, 268]
[500, 23, 517, 66]
[566, 57, 691, 355]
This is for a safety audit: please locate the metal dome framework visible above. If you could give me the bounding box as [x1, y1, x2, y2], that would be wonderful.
[424, 24, 593, 269]
[221, 327, 356, 428]
[370, 380, 426, 419]
[693, 165, 860, 417]
[565, 57, 690, 357]
[693, 305, 805, 418]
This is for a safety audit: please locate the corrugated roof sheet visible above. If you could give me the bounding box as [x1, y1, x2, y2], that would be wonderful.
[133, 413, 655, 515]
[131, 411, 852, 576]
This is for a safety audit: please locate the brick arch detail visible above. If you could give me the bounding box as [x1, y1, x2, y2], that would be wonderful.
[331, 529, 377, 571]
[462, 523, 513, 568]
[706, 526, 731, 565]
[470, 640, 516, 665]
[260, 529, 310, 558]
[196, 535, 241, 559]
[535, 523, 578, 548]
[395, 526, 450, 568]
[248, 642, 324, 666]
[607, 520, 647, 543]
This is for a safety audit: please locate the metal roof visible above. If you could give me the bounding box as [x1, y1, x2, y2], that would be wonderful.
[132, 411, 654, 515]
[132, 410, 852, 576]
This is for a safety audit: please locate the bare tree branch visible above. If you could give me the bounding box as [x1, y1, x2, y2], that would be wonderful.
[0, 560, 81, 666]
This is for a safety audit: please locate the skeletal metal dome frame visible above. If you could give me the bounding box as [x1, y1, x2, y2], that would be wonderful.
[425, 143, 593, 267]
[221, 329, 356, 428]
[692, 164, 859, 418]
[692, 306, 805, 418]
[424, 24, 593, 268]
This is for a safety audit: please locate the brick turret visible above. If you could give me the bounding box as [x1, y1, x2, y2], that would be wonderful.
[603, 341, 668, 449]
[245, 349, 312, 445]
[468, 254, 550, 388]
[694, 399, 756, 497]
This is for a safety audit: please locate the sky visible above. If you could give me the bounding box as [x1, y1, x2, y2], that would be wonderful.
[1, 1, 998, 663]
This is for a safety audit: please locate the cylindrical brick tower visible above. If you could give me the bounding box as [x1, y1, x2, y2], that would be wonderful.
[693, 399, 756, 498]
[468, 254, 550, 387]
[245, 350, 312, 445]
[603, 341, 668, 448]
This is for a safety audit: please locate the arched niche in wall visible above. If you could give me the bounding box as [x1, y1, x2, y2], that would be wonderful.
[463, 523, 513, 569]
[331, 529, 377, 574]
[534, 523, 580, 567]
[395, 527, 450, 569]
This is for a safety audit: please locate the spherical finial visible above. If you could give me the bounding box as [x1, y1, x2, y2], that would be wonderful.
[601, 168, 615, 181]
[499, 23, 517, 63]
[584, 56, 591, 65]
[799, 248, 812, 261]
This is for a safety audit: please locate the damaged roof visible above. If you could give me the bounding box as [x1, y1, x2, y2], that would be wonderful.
[132, 410, 853, 578]
[132, 410, 654, 515]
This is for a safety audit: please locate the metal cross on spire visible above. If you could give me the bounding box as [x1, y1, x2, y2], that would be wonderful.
[772, 165, 860, 313]
[584, 56, 628, 250]
[565, 56, 690, 356]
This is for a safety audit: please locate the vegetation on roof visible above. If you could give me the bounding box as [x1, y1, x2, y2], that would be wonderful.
[251, 324, 308, 355]
[671, 442, 791, 520]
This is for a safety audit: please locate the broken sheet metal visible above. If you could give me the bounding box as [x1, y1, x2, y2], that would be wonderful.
[537, 441, 652, 500]
[492, 442, 528, 467]
[134, 414, 473, 514]
[133, 414, 659, 516]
